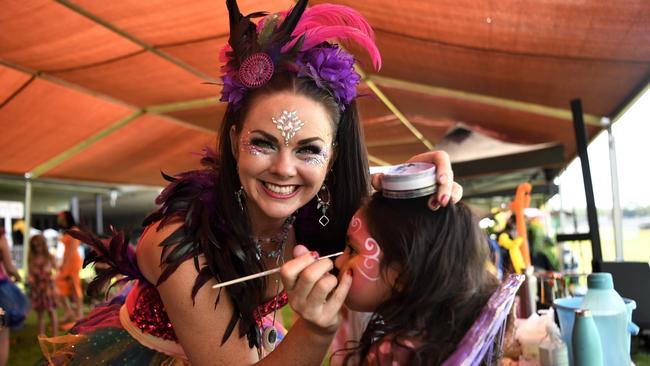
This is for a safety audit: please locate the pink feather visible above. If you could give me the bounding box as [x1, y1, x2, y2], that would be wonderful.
[277, 4, 381, 70]
[284, 26, 381, 70]
[292, 5, 374, 39]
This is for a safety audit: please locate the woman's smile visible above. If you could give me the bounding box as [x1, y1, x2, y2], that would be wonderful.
[260, 181, 301, 199]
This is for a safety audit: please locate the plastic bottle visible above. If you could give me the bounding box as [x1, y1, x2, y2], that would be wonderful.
[579, 272, 629, 366]
[572, 309, 603, 366]
[539, 319, 569, 366]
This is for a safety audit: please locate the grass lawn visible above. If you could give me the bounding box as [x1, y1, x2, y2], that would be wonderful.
[8, 308, 67, 366]
[561, 227, 650, 274]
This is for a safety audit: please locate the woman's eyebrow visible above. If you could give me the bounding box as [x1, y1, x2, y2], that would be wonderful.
[251, 130, 324, 146]
[250, 130, 278, 144]
[296, 137, 324, 145]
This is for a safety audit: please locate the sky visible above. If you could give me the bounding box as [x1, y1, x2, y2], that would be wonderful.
[548, 86, 650, 211]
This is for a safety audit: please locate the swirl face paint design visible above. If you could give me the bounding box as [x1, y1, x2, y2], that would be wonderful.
[335, 208, 393, 312]
[347, 214, 381, 282]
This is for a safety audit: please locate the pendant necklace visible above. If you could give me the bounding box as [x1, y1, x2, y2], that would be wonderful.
[255, 215, 294, 355]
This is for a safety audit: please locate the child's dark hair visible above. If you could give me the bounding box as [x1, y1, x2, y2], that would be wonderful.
[345, 192, 499, 365]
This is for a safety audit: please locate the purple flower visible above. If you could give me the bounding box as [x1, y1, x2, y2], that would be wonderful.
[297, 45, 360, 110]
[220, 74, 247, 107]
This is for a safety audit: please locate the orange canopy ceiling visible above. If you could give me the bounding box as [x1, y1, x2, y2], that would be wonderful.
[1, 0, 649, 199]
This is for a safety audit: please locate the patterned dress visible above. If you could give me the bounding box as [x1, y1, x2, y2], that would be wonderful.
[29, 256, 57, 312]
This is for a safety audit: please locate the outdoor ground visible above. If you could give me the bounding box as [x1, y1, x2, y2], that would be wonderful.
[8, 307, 68, 366]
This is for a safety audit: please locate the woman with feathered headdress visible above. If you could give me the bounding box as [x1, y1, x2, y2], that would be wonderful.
[38, 1, 461, 364]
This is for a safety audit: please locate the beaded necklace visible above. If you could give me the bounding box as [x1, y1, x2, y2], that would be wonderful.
[253, 214, 295, 356]
[253, 215, 295, 260]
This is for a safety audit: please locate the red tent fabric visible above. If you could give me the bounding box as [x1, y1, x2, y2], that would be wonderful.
[1, 0, 649, 197]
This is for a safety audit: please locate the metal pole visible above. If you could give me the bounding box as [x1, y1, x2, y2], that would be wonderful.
[570, 99, 602, 272]
[3, 216, 12, 248]
[70, 196, 79, 224]
[22, 175, 33, 272]
[606, 122, 624, 261]
[95, 193, 104, 235]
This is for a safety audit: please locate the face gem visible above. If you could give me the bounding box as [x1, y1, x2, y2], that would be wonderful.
[272, 110, 305, 146]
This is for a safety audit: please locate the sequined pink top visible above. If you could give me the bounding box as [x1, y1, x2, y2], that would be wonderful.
[126, 281, 289, 342]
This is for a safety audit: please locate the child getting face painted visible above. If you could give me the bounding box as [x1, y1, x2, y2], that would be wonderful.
[334, 192, 499, 366]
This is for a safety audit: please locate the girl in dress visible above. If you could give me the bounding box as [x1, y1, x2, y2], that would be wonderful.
[28, 234, 58, 336]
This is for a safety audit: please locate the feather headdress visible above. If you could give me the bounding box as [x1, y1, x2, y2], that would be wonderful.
[220, 0, 381, 109]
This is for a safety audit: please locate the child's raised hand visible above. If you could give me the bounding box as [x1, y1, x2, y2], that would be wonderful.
[280, 245, 352, 335]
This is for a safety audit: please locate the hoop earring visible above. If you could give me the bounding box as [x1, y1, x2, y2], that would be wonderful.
[316, 184, 331, 227]
[235, 186, 245, 212]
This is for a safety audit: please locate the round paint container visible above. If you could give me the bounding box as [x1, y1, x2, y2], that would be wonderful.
[381, 162, 437, 199]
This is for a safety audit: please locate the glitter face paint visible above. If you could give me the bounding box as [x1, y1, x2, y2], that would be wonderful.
[240, 129, 331, 168]
[240, 131, 269, 156]
[301, 145, 330, 167]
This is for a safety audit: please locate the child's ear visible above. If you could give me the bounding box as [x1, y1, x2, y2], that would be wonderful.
[386, 264, 404, 291]
[393, 279, 405, 292]
[229, 125, 239, 159]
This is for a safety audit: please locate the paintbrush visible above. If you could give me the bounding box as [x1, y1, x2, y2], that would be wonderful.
[212, 251, 344, 289]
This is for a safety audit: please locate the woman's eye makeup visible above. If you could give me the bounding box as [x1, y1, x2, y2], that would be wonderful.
[298, 145, 329, 166]
[242, 137, 276, 155]
[251, 138, 276, 150]
[298, 145, 321, 155]
[241, 131, 330, 165]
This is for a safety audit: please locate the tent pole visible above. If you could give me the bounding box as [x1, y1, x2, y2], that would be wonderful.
[606, 122, 624, 261]
[95, 193, 104, 235]
[3, 216, 11, 248]
[71, 196, 79, 224]
[22, 175, 33, 272]
[353, 65, 434, 151]
[570, 99, 602, 272]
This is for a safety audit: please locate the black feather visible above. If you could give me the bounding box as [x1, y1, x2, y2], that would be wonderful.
[68, 227, 143, 299]
[275, 0, 308, 37]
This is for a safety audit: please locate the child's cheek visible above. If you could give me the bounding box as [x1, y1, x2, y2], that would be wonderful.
[350, 268, 372, 293]
[357, 238, 382, 282]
